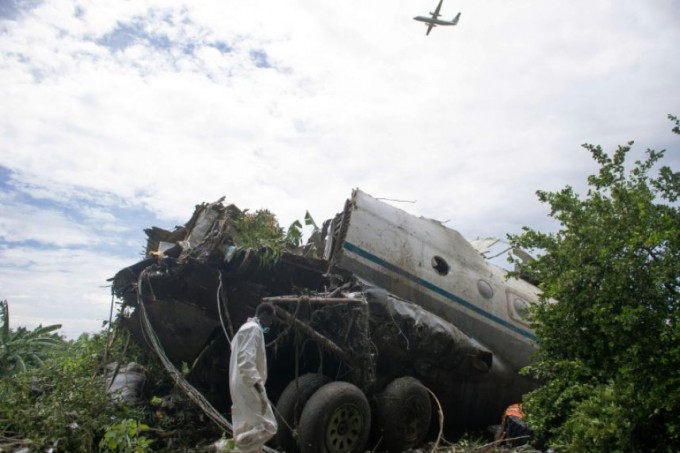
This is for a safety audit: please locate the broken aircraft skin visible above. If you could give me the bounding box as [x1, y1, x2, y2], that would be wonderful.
[111, 189, 540, 453]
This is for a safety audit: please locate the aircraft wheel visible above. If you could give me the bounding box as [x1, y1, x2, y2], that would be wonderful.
[297, 381, 371, 453]
[377, 376, 432, 452]
[275, 373, 330, 452]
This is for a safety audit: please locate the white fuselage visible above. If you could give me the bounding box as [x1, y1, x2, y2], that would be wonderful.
[327, 190, 539, 424]
[414, 16, 456, 26]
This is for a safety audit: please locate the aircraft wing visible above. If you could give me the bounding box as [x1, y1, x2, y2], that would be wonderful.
[426, 23, 435, 36]
[431, 0, 443, 18]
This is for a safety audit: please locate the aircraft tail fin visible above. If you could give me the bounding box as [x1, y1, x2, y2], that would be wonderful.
[452, 12, 461, 25]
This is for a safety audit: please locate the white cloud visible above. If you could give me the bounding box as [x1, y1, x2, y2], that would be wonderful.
[0, 0, 678, 336]
[0, 200, 98, 246]
[0, 246, 134, 338]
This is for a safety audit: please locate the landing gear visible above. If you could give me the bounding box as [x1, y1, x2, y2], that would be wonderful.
[296, 381, 371, 453]
[377, 376, 432, 452]
[275, 373, 331, 452]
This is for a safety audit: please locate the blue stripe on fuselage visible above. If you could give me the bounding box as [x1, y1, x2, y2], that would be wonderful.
[342, 241, 536, 341]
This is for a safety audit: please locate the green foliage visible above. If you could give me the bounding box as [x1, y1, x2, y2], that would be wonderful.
[556, 383, 636, 452]
[509, 115, 680, 452]
[232, 209, 289, 266]
[0, 329, 147, 451]
[99, 418, 153, 453]
[0, 299, 65, 377]
[232, 209, 320, 266]
[286, 210, 320, 248]
[286, 219, 304, 247]
[304, 210, 319, 230]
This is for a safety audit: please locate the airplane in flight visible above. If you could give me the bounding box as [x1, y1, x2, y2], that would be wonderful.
[414, 0, 461, 36]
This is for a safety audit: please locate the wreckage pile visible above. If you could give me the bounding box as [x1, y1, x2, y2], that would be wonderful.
[111, 192, 528, 452]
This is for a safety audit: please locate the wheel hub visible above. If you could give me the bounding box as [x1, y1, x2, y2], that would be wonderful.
[403, 395, 428, 442]
[326, 403, 363, 453]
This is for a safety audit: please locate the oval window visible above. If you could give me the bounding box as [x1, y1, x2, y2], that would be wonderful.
[512, 297, 530, 320]
[477, 279, 494, 299]
[431, 256, 449, 276]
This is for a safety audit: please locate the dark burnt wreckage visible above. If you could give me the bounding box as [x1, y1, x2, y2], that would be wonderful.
[111, 189, 541, 453]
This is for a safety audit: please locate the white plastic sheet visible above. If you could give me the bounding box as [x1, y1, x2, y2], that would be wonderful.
[105, 362, 146, 406]
[229, 317, 277, 452]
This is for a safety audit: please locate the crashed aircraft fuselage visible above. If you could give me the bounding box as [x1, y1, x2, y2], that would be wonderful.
[112, 189, 540, 451]
[326, 190, 539, 426]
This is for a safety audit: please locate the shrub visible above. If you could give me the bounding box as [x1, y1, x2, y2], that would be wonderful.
[0, 329, 148, 451]
[510, 115, 680, 452]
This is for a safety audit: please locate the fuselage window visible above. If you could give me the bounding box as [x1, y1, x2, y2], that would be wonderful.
[477, 279, 494, 299]
[511, 296, 530, 321]
[431, 255, 450, 276]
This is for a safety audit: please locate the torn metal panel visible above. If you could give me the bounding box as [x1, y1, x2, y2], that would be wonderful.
[113, 257, 329, 365]
[111, 196, 331, 365]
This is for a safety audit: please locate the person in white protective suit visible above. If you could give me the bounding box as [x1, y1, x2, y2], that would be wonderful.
[229, 303, 278, 452]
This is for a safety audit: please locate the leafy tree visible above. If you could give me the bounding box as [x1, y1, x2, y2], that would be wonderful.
[0, 299, 64, 377]
[509, 115, 680, 452]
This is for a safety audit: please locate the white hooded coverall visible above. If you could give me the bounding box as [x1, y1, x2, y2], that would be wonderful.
[229, 317, 277, 452]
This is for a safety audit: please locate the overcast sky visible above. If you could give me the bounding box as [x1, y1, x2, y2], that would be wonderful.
[1, 0, 679, 338]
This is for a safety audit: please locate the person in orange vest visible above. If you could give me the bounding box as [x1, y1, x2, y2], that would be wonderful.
[496, 403, 532, 447]
[503, 403, 524, 420]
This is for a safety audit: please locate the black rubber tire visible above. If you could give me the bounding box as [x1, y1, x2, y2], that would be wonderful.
[275, 373, 331, 452]
[297, 381, 371, 453]
[377, 376, 432, 452]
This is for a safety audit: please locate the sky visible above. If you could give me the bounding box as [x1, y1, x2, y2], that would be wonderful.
[1, 0, 679, 339]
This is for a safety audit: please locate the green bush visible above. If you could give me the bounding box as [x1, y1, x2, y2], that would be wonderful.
[556, 383, 634, 452]
[510, 115, 680, 452]
[0, 329, 148, 451]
